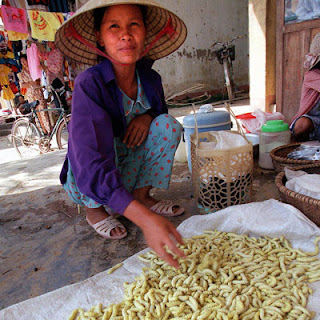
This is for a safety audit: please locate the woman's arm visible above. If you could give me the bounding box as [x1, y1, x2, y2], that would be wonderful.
[123, 200, 186, 268]
[122, 113, 153, 148]
[68, 71, 134, 215]
[304, 69, 320, 92]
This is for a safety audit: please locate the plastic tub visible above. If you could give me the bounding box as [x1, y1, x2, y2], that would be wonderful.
[259, 120, 291, 169]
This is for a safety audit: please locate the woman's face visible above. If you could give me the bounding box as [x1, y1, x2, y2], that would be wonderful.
[20, 57, 29, 69]
[96, 5, 147, 66]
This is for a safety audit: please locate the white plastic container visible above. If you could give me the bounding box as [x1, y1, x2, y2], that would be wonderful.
[259, 120, 291, 169]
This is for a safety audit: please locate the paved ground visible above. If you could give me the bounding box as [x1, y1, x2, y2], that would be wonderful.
[0, 99, 280, 310]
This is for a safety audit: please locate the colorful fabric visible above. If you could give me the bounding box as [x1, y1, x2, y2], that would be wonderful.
[18, 67, 51, 134]
[0, 64, 12, 85]
[27, 0, 49, 5]
[60, 58, 169, 215]
[290, 69, 320, 124]
[39, 48, 64, 83]
[28, 11, 64, 41]
[0, 31, 9, 53]
[9, 82, 18, 93]
[64, 114, 181, 208]
[1, 6, 28, 34]
[7, 30, 28, 41]
[63, 74, 182, 209]
[64, 58, 74, 90]
[0, 50, 14, 60]
[116, 114, 181, 192]
[1, 85, 14, 100]
[26, 43, 42, 81]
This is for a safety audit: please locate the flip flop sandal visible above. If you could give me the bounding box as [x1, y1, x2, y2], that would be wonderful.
[103, 206, 120, 218]
[86, 216, 127, 239]
[150, 199, 185, 217]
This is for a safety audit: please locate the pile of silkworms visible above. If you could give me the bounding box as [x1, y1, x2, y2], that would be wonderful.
[69, 231, 320, 320]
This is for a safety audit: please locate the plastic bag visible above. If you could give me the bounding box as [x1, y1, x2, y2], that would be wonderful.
[198, 131, 248, 151]
[236, 109, 285, 133]
[198, 104, 215, 113]
[287, 143, 320, 160]
[285, 167, 320, 200]
[295, 0, 320, 21]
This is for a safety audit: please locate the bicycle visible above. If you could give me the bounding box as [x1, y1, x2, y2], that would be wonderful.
[11, 100, 71, 158]
[212, 35, 247, 104]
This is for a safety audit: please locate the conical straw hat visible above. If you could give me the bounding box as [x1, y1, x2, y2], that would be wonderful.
[55, 0, 187, 65]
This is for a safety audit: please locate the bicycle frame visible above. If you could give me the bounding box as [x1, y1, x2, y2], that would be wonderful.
[32, 107, 67, 140]
[12, 99, 71, 157]
[214, 45, 235, 65]
[211, 35, 247, 103]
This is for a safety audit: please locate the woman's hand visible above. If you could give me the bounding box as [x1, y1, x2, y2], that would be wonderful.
[140, 214, 186, 269]
[123, 114, 153, 148]
[123, 200, 186, 269]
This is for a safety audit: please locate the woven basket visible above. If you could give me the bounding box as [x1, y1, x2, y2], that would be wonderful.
[191, 131, 253, 213]
[270, 143, 320, 173]
[275, 163, 320, 226]
[190, 103, 253, 214]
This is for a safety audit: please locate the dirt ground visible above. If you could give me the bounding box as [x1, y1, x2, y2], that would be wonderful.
[0, 100, 280, 310]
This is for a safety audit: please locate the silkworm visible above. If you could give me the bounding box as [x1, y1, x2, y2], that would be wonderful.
[69, 231, 320, 320]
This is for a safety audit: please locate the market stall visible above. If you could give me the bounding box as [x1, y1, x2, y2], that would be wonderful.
[0, 2, 79, 117]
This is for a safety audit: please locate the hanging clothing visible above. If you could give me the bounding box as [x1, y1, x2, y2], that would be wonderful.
[27, 0, 49, 5]
[1, 85, 14, 100]
[0, 62, 15, 101]
[49, 0, 68, 13]
[64, 58, 74, 90]
[26, 43, 42, 81]
[28, 11, 64, 41]
[7, 30, 28, 41]
[0, 64, 11, 85]
[18, 67, 51, 134]
[0, 6, 28, 34]
[0, 64, 15, 100]
[39, 48, 64, 84]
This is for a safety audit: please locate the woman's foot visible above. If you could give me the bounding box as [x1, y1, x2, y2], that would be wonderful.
[132, 186, 184, 215]
[149, 199, 185, 217]
[85, 207, 126, 239]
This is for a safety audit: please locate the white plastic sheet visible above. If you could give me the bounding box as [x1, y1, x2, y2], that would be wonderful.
[1, 199, 320, 320]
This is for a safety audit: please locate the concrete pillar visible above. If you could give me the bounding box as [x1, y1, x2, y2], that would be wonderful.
[249, 0, 276, 112]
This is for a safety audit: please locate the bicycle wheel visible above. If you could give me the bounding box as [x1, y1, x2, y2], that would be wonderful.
[12, 118, 41, 158]
[223, 59, 235, 103]
[56, 114, 71, 149]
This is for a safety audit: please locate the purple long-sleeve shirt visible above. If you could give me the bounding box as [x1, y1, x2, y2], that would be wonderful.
[60, 58, 168, 214]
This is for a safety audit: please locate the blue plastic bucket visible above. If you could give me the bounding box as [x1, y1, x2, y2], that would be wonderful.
[183, 110, 232, 171]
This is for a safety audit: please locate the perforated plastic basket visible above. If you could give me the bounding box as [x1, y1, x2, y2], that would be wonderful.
[190, 104, 253, 213]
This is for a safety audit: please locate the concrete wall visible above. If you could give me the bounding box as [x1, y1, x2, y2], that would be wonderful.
[152, 0, 249, 96]
[249, 0, 276, 112]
